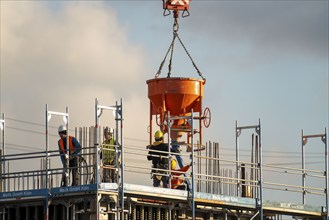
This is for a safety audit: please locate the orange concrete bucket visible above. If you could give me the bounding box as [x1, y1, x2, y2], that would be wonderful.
[146, 77, 205, 120]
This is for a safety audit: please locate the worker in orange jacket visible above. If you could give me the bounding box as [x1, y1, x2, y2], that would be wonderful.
[58, 125, 81, 186]
[170, 159, 190, 190]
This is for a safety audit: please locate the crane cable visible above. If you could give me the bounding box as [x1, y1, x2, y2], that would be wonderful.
[155, 18, 205, 81]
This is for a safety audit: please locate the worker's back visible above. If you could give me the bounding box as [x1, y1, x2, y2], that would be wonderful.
[147, 142, 170, 167]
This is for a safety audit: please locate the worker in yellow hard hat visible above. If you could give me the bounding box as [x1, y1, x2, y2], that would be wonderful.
[170, 159, 190, 190]
[171, 158, 178, 170]
[147, 130, 172, 188]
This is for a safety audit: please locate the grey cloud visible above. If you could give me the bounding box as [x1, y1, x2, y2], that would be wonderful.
[188, 1, 328, 58]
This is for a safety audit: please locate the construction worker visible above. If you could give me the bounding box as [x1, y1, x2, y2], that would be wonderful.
[58, 125, 81, 186]
[147, 130, 172, 188]
[170, 130, 182, 153]
[102, 127, 116, 182]
[170, 159, 190, 190]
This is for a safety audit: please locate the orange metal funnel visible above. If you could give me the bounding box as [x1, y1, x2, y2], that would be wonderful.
[147, 77, 208, 149]
[147, 77, 205, 117]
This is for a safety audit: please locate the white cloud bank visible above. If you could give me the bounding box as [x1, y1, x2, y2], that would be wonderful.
[1, 1, 150, 147]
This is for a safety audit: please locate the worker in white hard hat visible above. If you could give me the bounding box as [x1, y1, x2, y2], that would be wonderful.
[102, 127, 117, 182]
[147, 130, 172, 188]
[58, 125, 81, 186]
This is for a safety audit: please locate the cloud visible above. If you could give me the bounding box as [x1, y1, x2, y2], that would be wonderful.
[189, 1, 328, 59]
[0, 1, 150, 151]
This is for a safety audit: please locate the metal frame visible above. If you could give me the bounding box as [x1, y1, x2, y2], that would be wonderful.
[302, 128, 328, 220]
[166, 109, 196, 219]
[236, 119, 263, 220]
[95, 98, 124, 220]
[46, 105, 69, 220]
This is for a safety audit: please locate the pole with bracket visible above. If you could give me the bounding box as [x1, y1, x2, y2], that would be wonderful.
[236, 120, 262, 220]
[46, 105, 69, 220]
[96, 98, 124, 219]
[302, 129, 327, 220]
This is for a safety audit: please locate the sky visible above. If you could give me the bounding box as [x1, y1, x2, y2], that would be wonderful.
[0, 0, 328, 207]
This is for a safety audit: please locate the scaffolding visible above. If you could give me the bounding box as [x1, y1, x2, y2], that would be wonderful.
[0, 102, 328, 220]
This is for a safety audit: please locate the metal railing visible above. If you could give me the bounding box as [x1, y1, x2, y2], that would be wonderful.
[0, 115, 327, 220]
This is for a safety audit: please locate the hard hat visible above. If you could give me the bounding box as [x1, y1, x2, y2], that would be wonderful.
[104, 127, 114, 134]
[154, 130, 163, 140]
[58, 125, 67, 133]
[171, 159, 177, 170]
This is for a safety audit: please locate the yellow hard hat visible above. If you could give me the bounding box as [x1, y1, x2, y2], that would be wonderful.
[154, 130, 163, 140]
[171, 159, 177, 170]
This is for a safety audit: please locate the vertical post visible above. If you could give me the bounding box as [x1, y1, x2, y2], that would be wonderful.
[257, 119, 263, 220]
[167, 111, 172, 220]
[255, 136, 259, 199]
[119, 99, 125, 220]
[66, 107, 69, 187]
[45, 105, 49, 220]
[167, 111, 172, 189]
[66, 204, 69, 220]
[235, 121, 240, 197]
[302, 129, 306, 205]
[251, 134, 254, 198]
[115, 103, 120, 219]
[191, 109, 195, 220]
[0, 149, 2, 192]
[324, 128, 328, 220]
[95, 98, 100, 220]
[1, 113, 5, 192]
[149, 102, 153, 145]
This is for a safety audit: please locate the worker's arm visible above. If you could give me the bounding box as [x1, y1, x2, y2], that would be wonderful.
[72, 137, 81, 158]
[172, 165, 190, 176]
[147, 146, 154, 161]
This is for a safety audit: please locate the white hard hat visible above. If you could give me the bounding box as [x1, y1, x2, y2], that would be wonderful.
[58, 125, 67, 133]
[104, 127, 114, 134]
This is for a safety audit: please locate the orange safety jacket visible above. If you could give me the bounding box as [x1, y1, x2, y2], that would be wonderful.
[171, 165, 190, 189]
[58, 136, 76, 156]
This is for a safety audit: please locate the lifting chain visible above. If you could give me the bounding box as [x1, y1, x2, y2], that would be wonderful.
[155, 18, 205, 81]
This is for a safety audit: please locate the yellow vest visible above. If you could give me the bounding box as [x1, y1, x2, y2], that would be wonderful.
[102, 139, 116, 164]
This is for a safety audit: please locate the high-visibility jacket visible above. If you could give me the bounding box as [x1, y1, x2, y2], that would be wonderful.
[102, 138, 116, 165]
[171, 165, 190, 189]
[58, 136, 81, 164]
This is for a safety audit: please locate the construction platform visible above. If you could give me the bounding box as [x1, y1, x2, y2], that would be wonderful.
[0, 100, 328, 220]
[0, 183, 324, 220]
